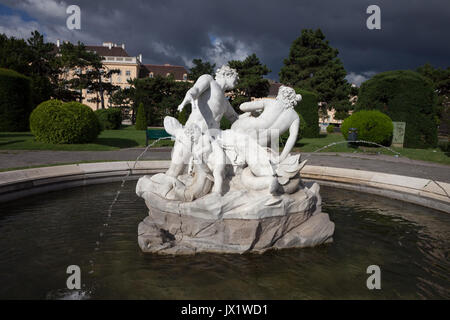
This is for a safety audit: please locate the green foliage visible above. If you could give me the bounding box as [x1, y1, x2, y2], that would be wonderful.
[326, 124, 335, 134]
[416, 63, 450, 135]
[228, 54, 270, 109]
[188, 58, 216, 82]
[128, 75, 192, 126]
[341, 110, 393, 146]
[356, 70, 438, 148]
[30, 100, 101, 144]
[135, 103, 147, 130]
[294, 88, 319, 137]
[279, 29, 351, 118]
[0, 68, 33, 131]
[0, 31, 56, 106]
[177, 103, 190, 125]
[95, 108, 122, 130]
[220, 117, 232, 130]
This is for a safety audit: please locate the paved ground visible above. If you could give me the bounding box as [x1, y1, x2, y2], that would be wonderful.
[0, 148, 449, 182]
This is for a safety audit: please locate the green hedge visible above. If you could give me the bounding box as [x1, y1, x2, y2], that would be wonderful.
[356, 70, 438, 148]
[95, 108, 122, 130]
[341, 110, 393, 146]
[30, 100, 101, 144]
[0, 68, 33, 131]
[326, 124, 335, 134]
[294, 89, 320, 138]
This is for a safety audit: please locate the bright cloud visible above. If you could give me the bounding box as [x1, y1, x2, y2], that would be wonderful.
[345, 71, 377, 87]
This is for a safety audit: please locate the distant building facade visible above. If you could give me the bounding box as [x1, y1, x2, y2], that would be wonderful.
[140, 64, 189, 81]
[57, 40, 191, 111]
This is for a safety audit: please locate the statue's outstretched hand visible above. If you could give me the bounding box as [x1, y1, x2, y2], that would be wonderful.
[177, 103, 184, 112]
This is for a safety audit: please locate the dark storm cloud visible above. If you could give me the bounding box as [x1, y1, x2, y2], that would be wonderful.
[1, 0, 449, 83]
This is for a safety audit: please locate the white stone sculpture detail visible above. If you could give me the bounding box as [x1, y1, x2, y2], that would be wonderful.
[136, 66, 335, 254]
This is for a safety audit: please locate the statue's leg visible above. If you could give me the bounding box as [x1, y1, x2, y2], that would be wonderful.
[166, 140, 190, 177]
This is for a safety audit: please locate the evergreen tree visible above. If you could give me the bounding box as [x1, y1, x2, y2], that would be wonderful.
[279, 29, 351, 119]
[135, 102, 147, 130]
[417, 63, 450, 132]
[188, 58, 216, 82]
[228, 54, 270, 109]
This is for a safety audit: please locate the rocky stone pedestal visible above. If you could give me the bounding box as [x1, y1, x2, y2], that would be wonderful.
[137, 179, 335, 254]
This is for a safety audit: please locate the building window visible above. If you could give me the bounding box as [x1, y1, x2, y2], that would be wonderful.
[117, 70, 122, 75]
[183, 74, 187, 80]
[117, 77, 122, 83]
[166, 73, 171, 77]
[126, 70, 131, 76]
[149, 72, 154, 78]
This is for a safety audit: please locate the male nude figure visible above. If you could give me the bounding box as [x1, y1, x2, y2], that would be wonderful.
[177, 65, 239, 133]
[231, 86, 302, 162]
[165, 65, 239, 177]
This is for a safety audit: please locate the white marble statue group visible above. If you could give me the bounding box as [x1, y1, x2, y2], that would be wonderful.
[136, 65, 334, 254]
[139, 65, 306, 203]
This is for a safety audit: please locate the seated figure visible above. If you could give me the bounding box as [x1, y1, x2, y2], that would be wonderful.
[231, 86, 302, 162]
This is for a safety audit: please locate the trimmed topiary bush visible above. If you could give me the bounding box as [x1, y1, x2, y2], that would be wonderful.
[341, 110, 393, 146]
[356, 70, 438, 148]
[30, 100, 101, 144]
[295, 88, 320, 138]
[326, 124, 335, 134]
[95, 108, 122, 130]
[135, 103, 147, 130]
[0, 68, 33, 131]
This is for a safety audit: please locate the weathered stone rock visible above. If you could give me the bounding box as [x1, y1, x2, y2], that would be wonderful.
[137, 181, 334, 254]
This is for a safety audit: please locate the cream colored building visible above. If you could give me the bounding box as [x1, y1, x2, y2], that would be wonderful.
[81, 42, 141, 110]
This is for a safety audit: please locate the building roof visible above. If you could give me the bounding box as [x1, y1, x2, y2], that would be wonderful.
[268, 81, 283, 97]
[141, 64, 188, 81]
[85, 45, 130, 57]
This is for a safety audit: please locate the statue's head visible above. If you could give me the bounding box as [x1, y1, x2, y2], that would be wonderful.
[276, 86, 302, 109]
[215, 65, 239, 90]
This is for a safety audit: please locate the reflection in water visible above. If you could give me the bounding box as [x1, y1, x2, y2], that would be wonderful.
[0, 182, 448, 299]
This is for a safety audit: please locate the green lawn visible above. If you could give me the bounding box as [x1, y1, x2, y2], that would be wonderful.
[0, 128, 448, 165]
[0, 126, 174, 151]
[294, 133, 450, 165]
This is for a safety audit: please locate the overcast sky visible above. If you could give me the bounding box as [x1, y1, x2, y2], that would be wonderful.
[0, 0, 449, 86]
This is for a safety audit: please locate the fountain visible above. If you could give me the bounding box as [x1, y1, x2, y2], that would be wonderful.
[135, 66, 335, 254]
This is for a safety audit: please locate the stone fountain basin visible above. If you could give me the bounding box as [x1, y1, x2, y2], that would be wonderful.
[137, 177, 335, 254]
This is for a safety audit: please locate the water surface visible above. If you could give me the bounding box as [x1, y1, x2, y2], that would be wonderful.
[0, 182, 448, 299]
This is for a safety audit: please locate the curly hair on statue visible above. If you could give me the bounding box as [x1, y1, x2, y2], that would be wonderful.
[276, 86, 302, 109]
[215, 65, 239, 81]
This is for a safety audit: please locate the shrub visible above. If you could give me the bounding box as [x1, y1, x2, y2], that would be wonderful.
[0, 68, 33, 131]
[30, 100, 101, 144]
[95, 108, 122, 130]
[356, 70, 438, 148]
[295, 89, 320, 137]
[326, 124, 335, 134]
[341, 110, 393, 146]
[135, 103, 147, 130]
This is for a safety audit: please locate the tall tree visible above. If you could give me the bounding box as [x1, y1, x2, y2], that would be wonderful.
[188, 58, 216, 82]
[126, 75, 192, 125]
[417, 63, 450, 133]
[279, 29, 351, 119]
[228, 54, 270, 108]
